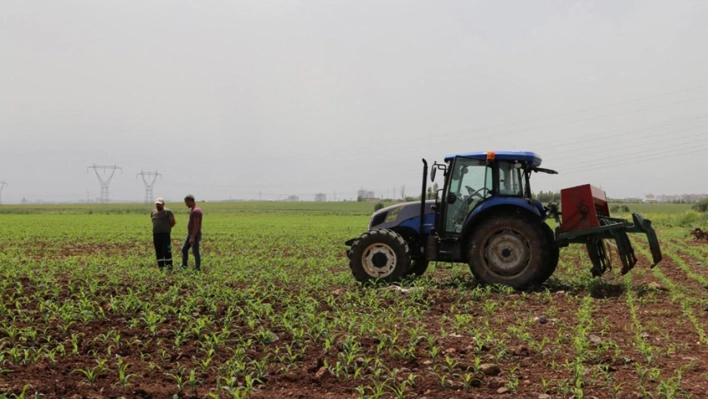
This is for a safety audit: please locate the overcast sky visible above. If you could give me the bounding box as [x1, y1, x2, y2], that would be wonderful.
[2, 0, 707, 203]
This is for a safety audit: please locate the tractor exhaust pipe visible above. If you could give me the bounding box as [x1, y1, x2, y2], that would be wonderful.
[420, 159, 428, 236]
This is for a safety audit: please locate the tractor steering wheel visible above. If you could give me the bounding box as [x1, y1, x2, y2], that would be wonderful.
[465, 185, 489, 199]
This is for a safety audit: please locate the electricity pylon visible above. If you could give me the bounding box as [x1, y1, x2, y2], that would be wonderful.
[87, 164, 122, 204]
[137, 170, 162, 204]
[0, 181, 7, 204]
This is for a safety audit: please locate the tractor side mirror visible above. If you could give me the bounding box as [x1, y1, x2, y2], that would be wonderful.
[447, 192, 457, 204]
[431, 162, 447, 182]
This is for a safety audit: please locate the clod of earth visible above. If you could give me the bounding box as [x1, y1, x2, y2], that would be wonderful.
[486, 377, 506, 389]
[480, 363, 501, 376]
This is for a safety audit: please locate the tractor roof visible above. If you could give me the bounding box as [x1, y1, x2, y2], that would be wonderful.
[444, 151, 542, 167]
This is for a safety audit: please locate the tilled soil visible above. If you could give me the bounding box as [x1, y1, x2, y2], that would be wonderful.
[2, 239, 708, 399]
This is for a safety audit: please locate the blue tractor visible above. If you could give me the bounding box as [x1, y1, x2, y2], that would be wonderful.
[345, 151, 662, 289]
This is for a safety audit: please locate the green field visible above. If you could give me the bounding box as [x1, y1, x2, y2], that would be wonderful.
[1, 201, 708, 398]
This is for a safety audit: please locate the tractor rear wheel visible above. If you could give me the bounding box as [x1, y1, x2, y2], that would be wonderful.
[535, 223, 560, 285]
[349, 229, 411, 282]
[467, 214, 550, 289]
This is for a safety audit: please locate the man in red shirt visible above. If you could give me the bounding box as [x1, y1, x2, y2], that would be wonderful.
[181, 194, 203, 271]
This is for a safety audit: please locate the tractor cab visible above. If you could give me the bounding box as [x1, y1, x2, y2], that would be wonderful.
[427, 151, 556, 263]
[433, 151, 546, 236]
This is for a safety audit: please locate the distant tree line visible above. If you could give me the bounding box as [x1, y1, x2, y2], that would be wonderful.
[534, 191, 560, 203]
[693, 199, 708, 213]
[426, 183, 439, 200]
[610, 205, 631, 213]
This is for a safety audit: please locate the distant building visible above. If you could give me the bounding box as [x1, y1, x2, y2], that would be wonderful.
[315, 193, 327, 202]
[644, 193, 707, 203]
[357, 189, 377, 201]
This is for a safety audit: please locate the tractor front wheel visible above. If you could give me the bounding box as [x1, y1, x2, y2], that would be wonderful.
[349, 229, 411, 282]
[405, 260, 429, 277]
[468, 214, 550, 289]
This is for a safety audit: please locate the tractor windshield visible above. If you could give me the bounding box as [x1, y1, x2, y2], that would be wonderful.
[444, 158, 493, 234]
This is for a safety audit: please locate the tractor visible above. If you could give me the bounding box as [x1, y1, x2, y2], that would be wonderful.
[345, 151, 662, 289]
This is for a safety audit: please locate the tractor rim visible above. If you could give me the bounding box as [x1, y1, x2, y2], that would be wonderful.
[483, 229, 530, 276]
[361, 243, 397, 278]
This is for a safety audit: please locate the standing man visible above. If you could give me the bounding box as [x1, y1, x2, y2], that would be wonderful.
[151, 197, 176, 271]
[181, 194, 203, 271]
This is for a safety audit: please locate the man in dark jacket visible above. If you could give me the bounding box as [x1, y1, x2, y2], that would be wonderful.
[151, 197, 176, 270]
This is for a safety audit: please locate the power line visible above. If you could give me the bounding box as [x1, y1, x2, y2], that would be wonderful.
[452, 84, 708, 136]
[541, 114, 708, 151]
[87, 164, 122, 204]
[320, 86, 708, 158]
[560, 143, 708, 174]
[549, 124, 707, 163]
[275, 97, 708, 173]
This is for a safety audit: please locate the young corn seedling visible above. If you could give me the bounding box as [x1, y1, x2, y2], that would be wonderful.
[367, 378, 390, 399]
[165, 364, 186, 393]
[141, 311, 165, 336]
[461, 373, 481, 391]
[389, 377, 413, 399]
[115, 357, 136, 389]
[186, 369, 201, 395]
[72, 361, 106, 386]
[506, 365, 520, 393]
[434, 372, 449, 389]
[69, 333, 81, 355]
[443, 355, 459, 373]
[198, 348, 216, 373]
[249, 355, 270, 381]
[428, 345, 442, 363]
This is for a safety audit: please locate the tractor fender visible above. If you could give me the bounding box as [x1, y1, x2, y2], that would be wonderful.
[461, 199, 545, 244]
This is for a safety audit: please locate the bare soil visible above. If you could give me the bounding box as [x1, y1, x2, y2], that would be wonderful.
[2, 240, 708, 399]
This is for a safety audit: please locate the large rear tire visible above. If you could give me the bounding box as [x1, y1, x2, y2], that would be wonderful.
[349, 229, 411, 283]
[468, 213, 550, 289]
[535, 223, 559, 285]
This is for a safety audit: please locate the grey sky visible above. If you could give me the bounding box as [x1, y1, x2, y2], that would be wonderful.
[2, 0, 707, 203]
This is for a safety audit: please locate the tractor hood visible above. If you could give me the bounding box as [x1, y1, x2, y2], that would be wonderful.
[368, 200, 436, 231]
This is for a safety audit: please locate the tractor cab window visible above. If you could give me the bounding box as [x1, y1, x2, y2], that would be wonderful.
[498, 161, 526, 197]
[444, 158, 492, 234]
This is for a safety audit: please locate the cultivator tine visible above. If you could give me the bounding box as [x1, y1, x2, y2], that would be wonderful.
[609, 228, 637, 274]
[632, 213, 662, 267]
[586, 239, 610, 277]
